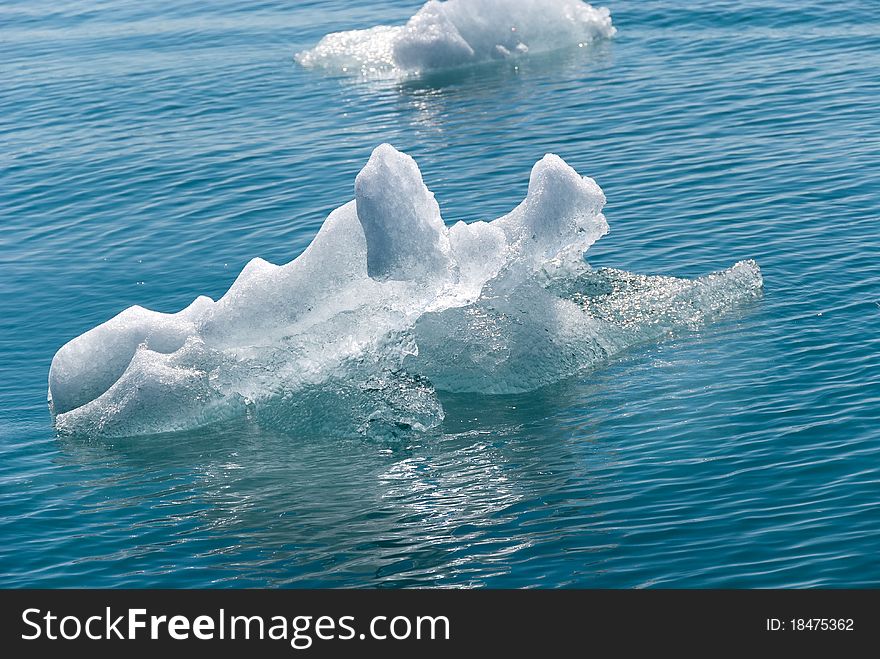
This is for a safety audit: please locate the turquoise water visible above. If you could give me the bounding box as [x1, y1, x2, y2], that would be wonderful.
[2, 0, 879, 587]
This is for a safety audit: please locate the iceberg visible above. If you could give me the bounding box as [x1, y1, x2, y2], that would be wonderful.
[295, 0, 616, 76]
[49, 145, 762, 437]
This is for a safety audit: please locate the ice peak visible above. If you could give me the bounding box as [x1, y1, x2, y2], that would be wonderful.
[500, 152, 608, 262]
[355, 144, 451, 281]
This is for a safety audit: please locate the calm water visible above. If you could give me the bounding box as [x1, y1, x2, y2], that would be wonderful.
[2, 0, 879, 587]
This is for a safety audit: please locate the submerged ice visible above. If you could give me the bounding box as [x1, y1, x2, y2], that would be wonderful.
[295, 0, 616, 76]
[49, 145, 762, 437]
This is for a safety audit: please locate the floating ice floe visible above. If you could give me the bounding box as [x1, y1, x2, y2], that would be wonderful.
[49, 145, 762, 438]
[295, 0, 616, 76]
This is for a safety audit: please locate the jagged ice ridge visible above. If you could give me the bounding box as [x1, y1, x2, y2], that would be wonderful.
[49, 145, 763, 437]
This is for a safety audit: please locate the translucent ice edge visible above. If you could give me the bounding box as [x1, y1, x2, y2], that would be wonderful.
[49, 144, 762, 438]
[295, 0, 616, 76]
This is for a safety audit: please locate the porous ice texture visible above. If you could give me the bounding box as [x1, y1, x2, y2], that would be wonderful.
[49, 144, 763, 437]
[295, 0, 616, 76]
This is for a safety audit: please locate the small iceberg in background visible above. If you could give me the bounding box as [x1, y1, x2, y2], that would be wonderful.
[49, 145, 762, 438]
[295, 0, 616, 77]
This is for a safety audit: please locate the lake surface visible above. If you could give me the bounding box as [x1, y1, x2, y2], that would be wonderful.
[1, 0, 879, 587]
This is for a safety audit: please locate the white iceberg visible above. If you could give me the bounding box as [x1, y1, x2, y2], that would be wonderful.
[49, 145, 762, 437]
[295, 0, 616, 76]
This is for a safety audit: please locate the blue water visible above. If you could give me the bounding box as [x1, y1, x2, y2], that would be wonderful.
[2, 0, 879, 587]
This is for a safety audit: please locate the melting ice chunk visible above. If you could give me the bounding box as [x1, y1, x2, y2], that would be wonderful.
[49, 145, 762, 438]
[295, 0, 616, 76]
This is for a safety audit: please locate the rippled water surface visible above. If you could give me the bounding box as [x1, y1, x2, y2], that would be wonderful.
[2, 0, 879, 587]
